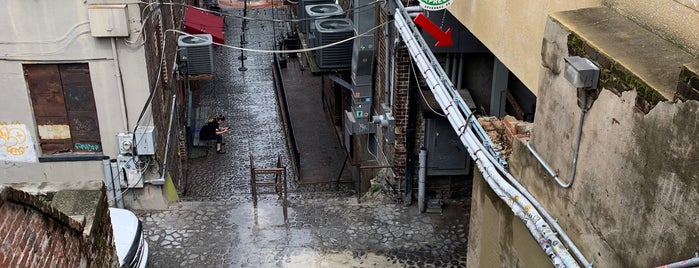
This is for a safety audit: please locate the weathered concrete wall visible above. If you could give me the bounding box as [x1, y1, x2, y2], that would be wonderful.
[0, 1, 151, 181]
[449, 0, 699, 95]
[495, 9, 699, 268]
[448, 0, 601, 93]
[509, 90, 699, 267]
[466, 170, 552, 268]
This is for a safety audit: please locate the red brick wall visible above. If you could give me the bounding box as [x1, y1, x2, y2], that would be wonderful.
[141, 1, 191, 187]
[0, 186, 118, 267]
[392, 47, 411, 179]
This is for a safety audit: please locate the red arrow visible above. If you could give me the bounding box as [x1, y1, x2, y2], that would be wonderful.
[413, 13, 453, 47]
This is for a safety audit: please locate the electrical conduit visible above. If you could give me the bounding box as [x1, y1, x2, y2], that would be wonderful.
[154, 93, 177, 185]
[394, 8, 588, 267]
[111, 38, 129, 131]
[526, 91, 587, 188]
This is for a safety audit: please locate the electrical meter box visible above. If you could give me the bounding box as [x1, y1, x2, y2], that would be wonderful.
[134, 126, 156, 155]
[117, 133, 134, 155]
[116, 155, 143, 188]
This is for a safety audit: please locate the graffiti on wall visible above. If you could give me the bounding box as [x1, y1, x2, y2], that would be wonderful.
[0, 121, 37, 163]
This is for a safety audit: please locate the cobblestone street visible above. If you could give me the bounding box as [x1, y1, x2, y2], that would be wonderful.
[136, 5, 470, 267]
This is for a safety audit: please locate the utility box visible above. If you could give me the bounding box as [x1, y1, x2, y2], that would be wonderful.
[134, 126, 156, 155]
[116, 132, 134, 155]
[117, 155, 143, 188]
[87, 4, 130, 37]
[424, 118, 470, 175]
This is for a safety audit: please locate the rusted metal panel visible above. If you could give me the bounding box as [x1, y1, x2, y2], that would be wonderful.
[24, 63, 101, 154]
[24, 65, 68, 117]
[24, 64, 71, 154]
[59, 64, 102, 153]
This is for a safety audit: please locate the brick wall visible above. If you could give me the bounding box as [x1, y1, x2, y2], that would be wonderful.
[142, 1, 190, 187]
[0, 186, 118, 267]
[392, 47, 411, 179]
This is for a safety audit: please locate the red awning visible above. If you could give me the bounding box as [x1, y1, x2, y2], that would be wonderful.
[184, 7, 225, 44]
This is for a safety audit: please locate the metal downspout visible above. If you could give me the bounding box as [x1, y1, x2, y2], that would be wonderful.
[526, 90, 587, 188]
[111, 38, 129, 131]
[109, 159, 124, 208]
[102, 157, 115, 207]
[456, 53, 464, 90]
[385, 23, 391, 104]
[418, 148, 426, 213]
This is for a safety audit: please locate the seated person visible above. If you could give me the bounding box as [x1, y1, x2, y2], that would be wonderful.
[199, 114, 229, 154]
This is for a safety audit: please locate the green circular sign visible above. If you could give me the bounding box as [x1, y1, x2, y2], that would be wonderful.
[418, 0, 453, 11]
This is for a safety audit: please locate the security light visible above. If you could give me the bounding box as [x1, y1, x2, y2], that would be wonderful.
[564, 56, 600, 90]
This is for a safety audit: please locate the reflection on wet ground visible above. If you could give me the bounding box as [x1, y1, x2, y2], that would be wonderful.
[137, 6, 469, 268]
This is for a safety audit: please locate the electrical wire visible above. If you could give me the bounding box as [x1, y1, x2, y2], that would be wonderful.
[165, 20, 389, 54]
[140, 0, 382, 23]
[112, 1, 386, 198]
[410, 58, 447, 117]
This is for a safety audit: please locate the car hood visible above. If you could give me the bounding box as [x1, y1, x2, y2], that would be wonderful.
[109, 208, 140, 266]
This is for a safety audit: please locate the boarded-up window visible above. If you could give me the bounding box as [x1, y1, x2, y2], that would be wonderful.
[24, 64, 102, 154]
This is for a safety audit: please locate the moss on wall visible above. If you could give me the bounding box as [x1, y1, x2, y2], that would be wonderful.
[567, 34, 667, 113]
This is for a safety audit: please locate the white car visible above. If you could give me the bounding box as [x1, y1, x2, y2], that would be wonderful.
[110, 208, 149, 268]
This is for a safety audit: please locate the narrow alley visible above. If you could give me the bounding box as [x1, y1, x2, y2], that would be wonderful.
[136, 5, 470, 268]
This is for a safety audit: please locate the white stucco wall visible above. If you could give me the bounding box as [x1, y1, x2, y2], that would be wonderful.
[449, 0, 699, 95]
[0, 0, 152, 182]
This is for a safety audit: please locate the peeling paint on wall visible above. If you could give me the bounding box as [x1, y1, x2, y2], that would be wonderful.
[37, 124, 71, 140]
[0, 122, 37, 162]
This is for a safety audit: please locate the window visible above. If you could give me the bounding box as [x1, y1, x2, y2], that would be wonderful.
[24, 64, 102, 154]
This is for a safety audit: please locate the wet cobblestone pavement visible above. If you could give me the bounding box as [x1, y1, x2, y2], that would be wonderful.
[136, 6, 469, 267]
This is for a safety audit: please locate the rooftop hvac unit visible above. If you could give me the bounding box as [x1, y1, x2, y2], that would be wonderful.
[305, 4, 344, 32]
[298, 0, 334, 33]
[314, 18, 354, 68]
[178, 34, 214, 75]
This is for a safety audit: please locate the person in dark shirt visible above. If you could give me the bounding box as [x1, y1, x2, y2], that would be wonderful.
[199, 114, 229, 154]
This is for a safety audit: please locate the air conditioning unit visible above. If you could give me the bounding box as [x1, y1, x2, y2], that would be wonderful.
[306, 4, 344, 33]
[178, 34, 214, 75]
[305, 4, 344, 48]
[314, 18, 354, 68]
[298, 0, 334, 33]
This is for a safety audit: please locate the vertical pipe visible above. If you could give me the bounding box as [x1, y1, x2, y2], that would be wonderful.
[390, 39, 397, 107]
[158, 94, 177, 184]
[445, 53, 452, 81]
[457, 53, 464, 90]
[418, 148, 427, 213]
[102, 157, 115, 207]
[110, 159, 124, 208]
[111, 38, 129, 131]
[450, 53, 458, 83]
[385, 23, 391, 103]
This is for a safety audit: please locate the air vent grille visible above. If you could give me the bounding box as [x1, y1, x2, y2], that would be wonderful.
[178, 34, 214, 75]
[305, 4, 344, 46]
[315, 19, 353, 69]
[298, 0, 334, 33]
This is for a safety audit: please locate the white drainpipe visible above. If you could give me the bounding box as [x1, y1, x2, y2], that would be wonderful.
[418, 148, 427, 213]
